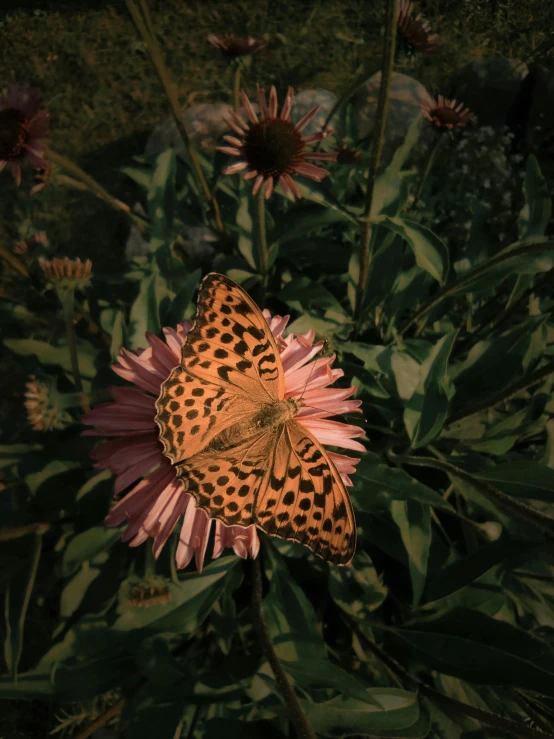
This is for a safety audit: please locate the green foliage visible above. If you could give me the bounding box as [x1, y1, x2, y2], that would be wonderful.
[3, 3, 554, 737]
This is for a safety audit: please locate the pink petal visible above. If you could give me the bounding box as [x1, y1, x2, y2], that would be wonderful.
[298, 417, 366, 452]
[295, 105, 320, 133]
[176, 503, 212, 571]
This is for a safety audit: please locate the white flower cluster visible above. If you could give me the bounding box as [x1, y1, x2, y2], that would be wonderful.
[415, 124, 526, 258]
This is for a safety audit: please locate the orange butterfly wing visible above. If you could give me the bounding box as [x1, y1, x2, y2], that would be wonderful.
[256, 421, 356, 565]
[156, 272, 284, 461]
[156, 273, 357, 565]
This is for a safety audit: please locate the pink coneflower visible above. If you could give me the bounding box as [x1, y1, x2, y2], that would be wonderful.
[397, 0, 440, 55]
[421, 95, 474, 130]
[207, 34, 266, 58]
[0, 84, 50, 186]
[217, 84, 337, 200]
[83, 314, 363, 571]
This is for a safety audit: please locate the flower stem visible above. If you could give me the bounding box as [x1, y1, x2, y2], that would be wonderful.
[126, 0, 224, 234]
[46, 150, 148, 231]
[252, 555, 317, 739]
[411, 132, 443, 211]
[74, 698, 124, 739]
[60, 291, 83, 394]
[354, 0, 399, 324]
[256, 188, 269, 291]
[233, 63, 242, 113]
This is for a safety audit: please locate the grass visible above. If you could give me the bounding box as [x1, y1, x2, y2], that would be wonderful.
[0, 0, 551, 273]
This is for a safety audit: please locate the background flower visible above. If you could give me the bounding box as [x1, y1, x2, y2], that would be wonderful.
[218, 84, 337, 199]
[0, 83, 50, 185]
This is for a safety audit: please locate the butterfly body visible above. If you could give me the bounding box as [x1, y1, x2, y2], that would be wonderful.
[155, 273, 358, 565]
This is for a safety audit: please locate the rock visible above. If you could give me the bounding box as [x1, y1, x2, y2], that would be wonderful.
[353, 71, 433, 164]
[124, 203, 218, 266]
[451, 58, 529, 127]
[145, 102, 234, 156]
[290, 88, 339, 136]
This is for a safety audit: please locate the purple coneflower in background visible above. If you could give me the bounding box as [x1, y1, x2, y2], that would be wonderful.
[0, 84, 50, 185]
[397, 0, 440, 54]
[217, 84, 337, 200]
[421, 95, 474, 130]
[207, 34, 266, 58]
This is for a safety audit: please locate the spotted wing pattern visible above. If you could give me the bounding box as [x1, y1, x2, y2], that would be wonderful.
[256, 421, 356, 565]
[181, 272, 284, 400]
[174, 432, 274, 527]
[156, 366, 260, 463]
[156, 272, 284, 461]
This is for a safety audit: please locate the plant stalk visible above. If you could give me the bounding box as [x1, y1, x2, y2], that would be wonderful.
[256, 188, 269, 292]
[233, 63, 242, 113]
[354, 0, 399, 323]
[61, 291, 83, 394]
[74, 698, 124, 739]
[252, 555, 317, 739]
[411, 132, 443, 211]
[125, 0, 224, 233]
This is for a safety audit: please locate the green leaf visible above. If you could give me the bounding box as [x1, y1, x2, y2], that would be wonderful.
[128, 273, 163, 350]
[121, 165, 152, 190]
[269, 204, 351, 248]
[4, 532, 43, 679]
[425, 539, 538, 602]
[302, 688, 420, 737]
[474, 461, 554, 502]
[236, 187, 256, 270]
[283, 659, 380, 705]
[354, 453, 454, 513]
[148, 148, 176, 251]
[120, 682, 187, 739]
[451, 318, 544, 409]
[284, 178, 361, 225]
[519, 155, 552, 239]
[377, 215, 449, 285]
[4, 338, 99, 379]
[393, 608, 554, 697]
[112, 556, 239, 636]
[0, 444, 42, 471]
[62, 527, 122, 576]
[279, 277, 349, 321]
[329, 550, 388, 619]
[404, 330, 458, 448]
[164, 268, 201, 326]
[391, 500, 431, 607]
[110, 310, 127, 362]
[262, 545, 326, 661]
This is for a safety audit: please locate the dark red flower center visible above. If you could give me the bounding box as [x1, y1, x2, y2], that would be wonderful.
[222, 37, 258, 57]
[433, 106, 461, 126]
[243, 119, 303, 178]
[0, 109, 28, 160]
[399, 17, 429, 47]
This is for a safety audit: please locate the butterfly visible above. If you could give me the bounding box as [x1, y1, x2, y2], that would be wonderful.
[155, 273, 357, 565]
